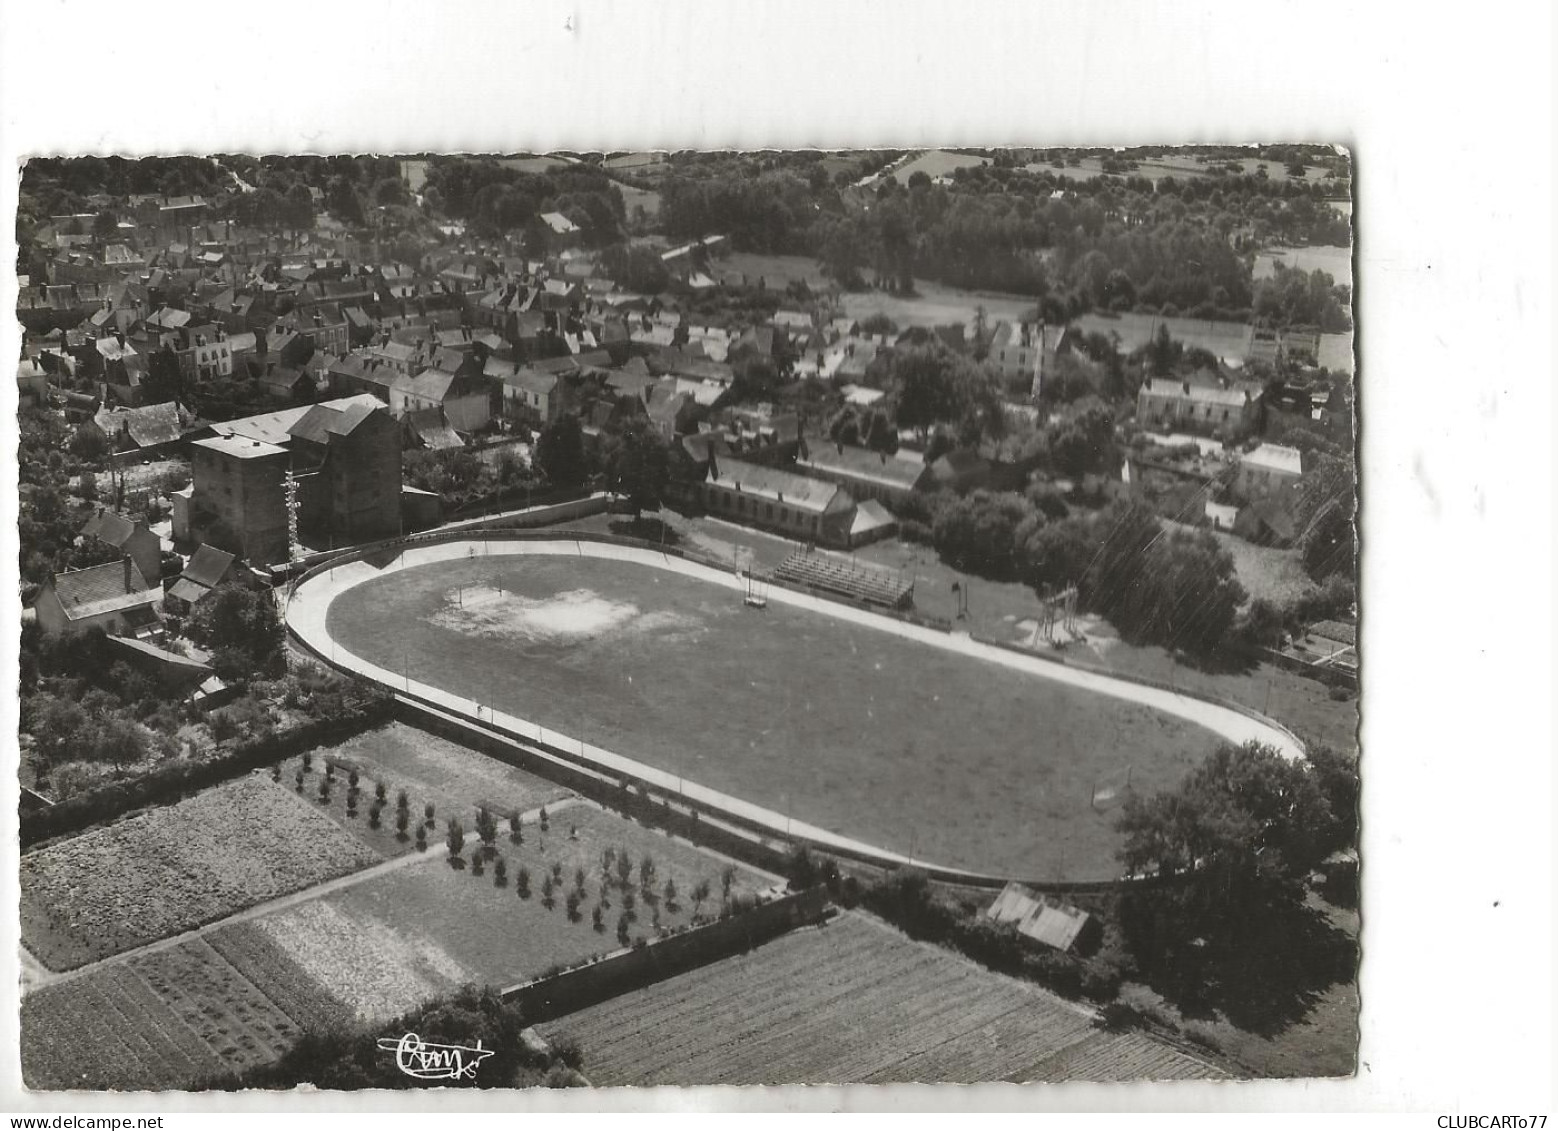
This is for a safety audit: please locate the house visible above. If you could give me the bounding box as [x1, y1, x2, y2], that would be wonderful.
[646, 385, 698, 440]
[18, 357, 49, 405]
[1235, 442, 1306, 500]
[163, 543, 238, 613]
[391, 367, 493, 433]
[1136, 377, 1262, 439]
[32, 559, 162, 638]
[983, 883, 1100, 954]
[78, 508, 163, 584]
[93, 401, 187, 460]
[540, 211, 582, 245]
[500, 368, 561, 426]
[702, 457, 856, 546]
[987, 321, 1043, 394]
[795, 441, 930, 509]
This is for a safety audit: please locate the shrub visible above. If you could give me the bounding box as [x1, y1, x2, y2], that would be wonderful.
[395, 807, 409, 838]
[538, 806, 549, 833]
[591, 904, 604, 932]
[294, 770, 304, 792]
[494, 857, 507, 886]
[425, 801, 436, 827]
[446, 817, 465, 857]
[375, 781, 387, 804]
[516, 867, 532, 898]
[348, 767, 359, 789]
[472, 853, 485, 877]
[302, 752, 313, 772]
[565, 891, 581, 921]
[396, 789, 409, 813]
[509, 813, 523, 843]
[616, 913, 631, 945]
[541, 876, 556, 910]
[368, 804, 382, 829]
[663, 878, 678, 911]
[415, 825, 427, 851]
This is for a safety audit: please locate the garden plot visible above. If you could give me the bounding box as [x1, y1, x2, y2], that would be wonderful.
[21, 773, 383, 970]
[541, 911, 1225, 1085]
[243, 804, 772, 1025]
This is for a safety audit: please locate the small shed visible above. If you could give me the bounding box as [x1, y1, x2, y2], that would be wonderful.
[984, 882, 1100, 954]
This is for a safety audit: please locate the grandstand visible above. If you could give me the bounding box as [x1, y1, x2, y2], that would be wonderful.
[773, 548, 914, 610]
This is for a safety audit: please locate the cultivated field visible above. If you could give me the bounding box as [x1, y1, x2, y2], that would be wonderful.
[540, 911, 1227, 1085]
[241, 804, 772, 1025]
[327, 553, 1226, 878]
[21, 774, 384, 971]
[20, 934, 326, 1090]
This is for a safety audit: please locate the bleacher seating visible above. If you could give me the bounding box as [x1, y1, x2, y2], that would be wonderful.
[773, 549, 914, 610]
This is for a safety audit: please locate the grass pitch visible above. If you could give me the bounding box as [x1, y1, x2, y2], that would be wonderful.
[328, 554, 1223, 879]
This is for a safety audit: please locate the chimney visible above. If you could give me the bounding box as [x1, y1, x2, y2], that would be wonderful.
[123, 556, 133, 593]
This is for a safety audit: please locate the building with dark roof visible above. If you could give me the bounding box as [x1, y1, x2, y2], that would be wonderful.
[32, 558, 162, 638]
[164, 543, 238, 611]
[795, 441, 931, 508]
[702, 457, 856, 546]
[78, 508, 163, 584]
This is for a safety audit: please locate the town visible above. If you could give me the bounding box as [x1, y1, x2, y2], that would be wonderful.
[16, 148, 1360, 1089]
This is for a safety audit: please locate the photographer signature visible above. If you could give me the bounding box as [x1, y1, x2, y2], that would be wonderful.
[376, 1032, 495, 1081]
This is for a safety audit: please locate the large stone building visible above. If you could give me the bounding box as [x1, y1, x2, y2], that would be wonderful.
[1136, 376, 1263, 438]
[701, 457, 856, 547]
[181, 394, 401, 565]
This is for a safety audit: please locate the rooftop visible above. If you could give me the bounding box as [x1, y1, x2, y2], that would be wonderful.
[708, 458, 848, 515]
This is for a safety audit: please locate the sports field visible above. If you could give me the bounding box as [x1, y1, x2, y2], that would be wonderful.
[325, 553, 1224, 879]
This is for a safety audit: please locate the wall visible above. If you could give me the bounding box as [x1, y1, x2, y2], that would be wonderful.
[500, 887, 831, 1025]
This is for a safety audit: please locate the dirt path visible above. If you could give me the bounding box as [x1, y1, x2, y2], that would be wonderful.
[21, 796, 589, 995]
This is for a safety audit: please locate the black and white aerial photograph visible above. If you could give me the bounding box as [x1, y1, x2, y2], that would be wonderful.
[2, 0, 1552, 1121]
[13, 146, 1362, 1090]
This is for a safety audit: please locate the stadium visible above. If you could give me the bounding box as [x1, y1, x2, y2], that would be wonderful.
[287, 532, 1303, 882]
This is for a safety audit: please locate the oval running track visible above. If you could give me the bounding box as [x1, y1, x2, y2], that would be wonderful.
[285, 538, 1304, 883]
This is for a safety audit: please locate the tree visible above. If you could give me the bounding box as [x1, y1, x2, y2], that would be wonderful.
[1147, 323, 1181, 377]
[92, 210, 119, 240]
[616, 852, 633, 889]
[395, 807, 410, 839]
[476, 806, 498, 855]
[541, 874, 556, 909]
[638, 855, 657, 894]
[1117, 740, 1334, 887]
[663, 878, 678, 911]
[509, 812, 523, 844]
[187, 580, 285, 680]
[721, 865, 737, 905]
[425, 801, 436, 828]
[691, 879, 711, 917]
[396, 789, 410, 814]
[516, 866, 532, 898]
[533, 413, 586, 488]
[603, 421, 671, 517]
[565, 890, 581, 921]
[592, 904, 605, 932]
[446, 817, 465, 858]
[493, 857, 508, 887]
